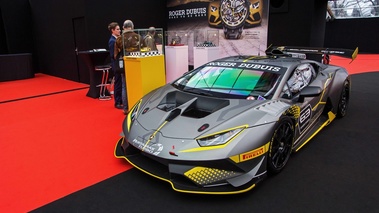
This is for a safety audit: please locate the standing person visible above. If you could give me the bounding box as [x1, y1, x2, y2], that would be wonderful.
[144, 27, 157, 51]
[114, 19, 142, 114]
[115, 20, 142, 54]
[107, 22, 122, 109]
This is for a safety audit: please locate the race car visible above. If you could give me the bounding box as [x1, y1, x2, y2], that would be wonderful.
[115, 46, 358, 194]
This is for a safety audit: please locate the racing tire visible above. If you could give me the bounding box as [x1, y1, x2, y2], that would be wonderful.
[267, 117, 294, 174]
[336, 80, 350, 118]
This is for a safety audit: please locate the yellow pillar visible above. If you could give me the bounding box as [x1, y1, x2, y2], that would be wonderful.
[123, 55, 166, 108]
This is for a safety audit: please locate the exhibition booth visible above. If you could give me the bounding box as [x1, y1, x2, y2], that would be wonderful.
[83, 28, 223, 107]
[2, 0, 379, 212]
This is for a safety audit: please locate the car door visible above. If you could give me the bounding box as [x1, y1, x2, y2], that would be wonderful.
[296, 62, 329, 133]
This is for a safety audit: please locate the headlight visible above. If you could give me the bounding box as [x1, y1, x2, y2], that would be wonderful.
[196, 127, 245, 147]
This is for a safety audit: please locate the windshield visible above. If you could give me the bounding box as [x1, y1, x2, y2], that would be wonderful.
[173, 66, 281, 99]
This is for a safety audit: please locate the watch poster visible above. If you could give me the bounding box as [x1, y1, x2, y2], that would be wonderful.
[167, 0, 269, 65]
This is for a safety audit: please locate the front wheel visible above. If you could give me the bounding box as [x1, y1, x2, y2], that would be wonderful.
[267, 117, 294, 174]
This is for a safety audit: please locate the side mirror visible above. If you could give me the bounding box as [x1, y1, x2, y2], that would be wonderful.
[298, 86, 323, 102]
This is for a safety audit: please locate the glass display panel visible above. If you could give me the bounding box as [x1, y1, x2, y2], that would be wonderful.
[165, 31, 190, 46]
[121, 28, 164, 56]
[194, 30, 219, 47]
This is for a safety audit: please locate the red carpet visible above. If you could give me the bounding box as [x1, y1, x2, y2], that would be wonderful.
[0, 77, 131, 212]
[330, 54, 379, 75]
[0, 73, 89, 103]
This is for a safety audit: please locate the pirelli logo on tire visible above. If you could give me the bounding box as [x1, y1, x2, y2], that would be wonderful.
[299, 105, 312, 132]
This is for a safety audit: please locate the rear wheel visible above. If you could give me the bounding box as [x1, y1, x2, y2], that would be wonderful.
[267, 117, 294, 174]
[337, 80, 350, 118]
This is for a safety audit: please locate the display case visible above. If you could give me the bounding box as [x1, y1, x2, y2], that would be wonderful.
[165, 31, 190, 46]
[193, 30, 220, 68]
[194, 30, 219, 47]
[121, 28, 164, 57]
[120, 28, 166, 106]
[164, 31, 190, 83]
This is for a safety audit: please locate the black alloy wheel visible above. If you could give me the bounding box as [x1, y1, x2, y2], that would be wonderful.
[267, 117, 294, 174]
[337, 80, 350, 118]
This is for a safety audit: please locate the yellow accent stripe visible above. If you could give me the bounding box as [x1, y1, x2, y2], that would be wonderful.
[142, 121, 168, 151]
[196, 125, 248, 140]
[312, 74, 332, 111]
[127, 100, 141, 132]
[114, 137, 126, 159]
[243, 56, 258, 62]
[295, 111, 336, 152]
[229, 155, 240, 163]
[114, 138, 256, 195]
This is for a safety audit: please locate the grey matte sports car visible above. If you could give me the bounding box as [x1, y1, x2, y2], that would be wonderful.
[115, 46, 358, 194]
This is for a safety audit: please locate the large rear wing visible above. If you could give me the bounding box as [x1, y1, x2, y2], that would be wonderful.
[265, 45, 359, 64]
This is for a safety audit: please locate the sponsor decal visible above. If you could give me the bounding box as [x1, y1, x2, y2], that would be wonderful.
[229, 143, 269, 163]
[206, 61, 284, 72]
[132, 138, 163, 156]
[207, 62, 237, 67]
[299, 105, 312, 132]
[168, 7, 207, 19]
[238, 63, 281, 72]
[239, 143, 269, 162]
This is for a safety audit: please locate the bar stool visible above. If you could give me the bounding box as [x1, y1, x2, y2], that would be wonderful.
[95, 65, 112, 100]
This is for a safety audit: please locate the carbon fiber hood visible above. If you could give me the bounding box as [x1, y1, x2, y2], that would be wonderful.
[135, 85, 289, 139]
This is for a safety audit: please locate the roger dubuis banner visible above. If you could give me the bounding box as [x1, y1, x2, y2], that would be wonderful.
[167, 0, 269, 65]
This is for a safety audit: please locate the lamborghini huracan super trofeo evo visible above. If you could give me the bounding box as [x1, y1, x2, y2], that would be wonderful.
[115, 46, 358, 194]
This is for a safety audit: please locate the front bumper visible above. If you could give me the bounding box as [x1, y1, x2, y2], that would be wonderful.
[115, 137, 267, 194]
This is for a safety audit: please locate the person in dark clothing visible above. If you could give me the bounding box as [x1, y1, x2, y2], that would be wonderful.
[107, 22, 123, 109]
[114, 20, 142, 114]
[114, 20, 142, 55]
[144, 27, 157, 51]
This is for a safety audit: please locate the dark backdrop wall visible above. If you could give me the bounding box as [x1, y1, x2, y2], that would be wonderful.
[0, 0, 33, 54]
[85, 0, 167, 50]
[268, 0, 328, 47]
[325, 18, 379, 53]
[0, 0, 34, 82]
[28, 0, 166, 83]
[29, 0, 85, 82]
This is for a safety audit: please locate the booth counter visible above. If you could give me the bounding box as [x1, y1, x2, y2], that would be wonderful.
[124, 55, 166, 107]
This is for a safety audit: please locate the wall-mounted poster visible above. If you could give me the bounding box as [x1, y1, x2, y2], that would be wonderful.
[167, 0, 269, 65]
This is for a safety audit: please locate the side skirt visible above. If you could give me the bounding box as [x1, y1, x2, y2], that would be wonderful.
[293, 111, 336, 152]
